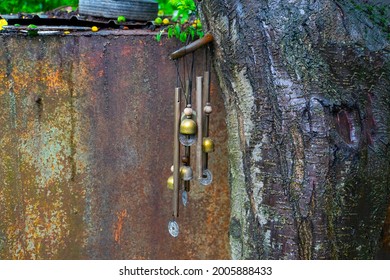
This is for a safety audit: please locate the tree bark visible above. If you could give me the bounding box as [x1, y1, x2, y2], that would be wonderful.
[200, 0, 390, 259]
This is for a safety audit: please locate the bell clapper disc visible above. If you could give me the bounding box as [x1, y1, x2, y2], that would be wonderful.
[168, 220, 179, 237]
[179, 133, 196, 146]
[199, 169, 213, 186]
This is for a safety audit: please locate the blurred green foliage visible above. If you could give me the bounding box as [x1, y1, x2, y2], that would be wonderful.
[156, 0, 175, 16]
[0, 0, 78, 14]
[156, 0, 202, 43]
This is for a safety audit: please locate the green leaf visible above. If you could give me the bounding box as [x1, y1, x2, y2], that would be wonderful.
[186, 0, 196, 10]
[174, 23, 181, 37]
[180, 16, 188, 24]
[168, 26, 174, 38]
[179, 31, 187, 42]
[156, 32, 162, 42]
[169, 0, 180, 7]
[189, 27, 195, 40]
[171, 10, 179, 22]
[157, 29, 166, 42]
[117, 16, 126, 23]
[197, 30, 204, 38]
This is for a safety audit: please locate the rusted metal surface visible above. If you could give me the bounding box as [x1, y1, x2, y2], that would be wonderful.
[2, 13, 153, 29]
[0, 31, 230, 259]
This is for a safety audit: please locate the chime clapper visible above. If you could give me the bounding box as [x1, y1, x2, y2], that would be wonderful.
[196, 76, 204, 181]
[173, 87, 181, 218]
[170, 33, 214, 60]
[168, 220, 179, 238]
[183, 154, 190, 193]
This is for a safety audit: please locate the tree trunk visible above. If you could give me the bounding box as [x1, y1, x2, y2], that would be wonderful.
[200, 0, 390, 259]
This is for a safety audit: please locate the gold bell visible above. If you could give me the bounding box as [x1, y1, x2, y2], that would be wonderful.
[167, 175, 174, 190]
[180, 166, 193, 181]
[202, 137, 215, 153]
[180, 118, 197, 135]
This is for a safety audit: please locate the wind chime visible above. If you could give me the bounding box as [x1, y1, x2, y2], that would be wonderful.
[166, 33, 214, 237]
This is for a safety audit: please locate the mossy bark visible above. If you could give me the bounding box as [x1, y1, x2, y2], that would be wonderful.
[200, 0, 390, 259]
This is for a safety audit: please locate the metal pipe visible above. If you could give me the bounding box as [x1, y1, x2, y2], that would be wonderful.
[203, 71, 210, 137]
[205, 72, 211, 102]
[196, 76, 203, 180]
[170, 33, 214, 60]
[173, 87, 181, 218]
[184, 150, 190, 192]
[184, 80, 191, 192]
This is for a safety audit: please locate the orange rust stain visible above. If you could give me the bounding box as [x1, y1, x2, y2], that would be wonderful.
[10, 68, 30, 94]
[114, 209, 128, 244]
[97, 69, 104, 77]
[9, 61, 68, 96]
[121, 46, 132, 56]
[0, 71, 9, 95]
[44, 69, 62, 91]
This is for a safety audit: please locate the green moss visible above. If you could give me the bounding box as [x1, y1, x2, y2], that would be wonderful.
[349, 1, 390, 38]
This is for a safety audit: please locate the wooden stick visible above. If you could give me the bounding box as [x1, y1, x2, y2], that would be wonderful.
[173, 87, 181, 218]
[170, 33, 214, 60]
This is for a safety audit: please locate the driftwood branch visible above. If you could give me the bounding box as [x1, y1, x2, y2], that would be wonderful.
[169, 33, 214, 60]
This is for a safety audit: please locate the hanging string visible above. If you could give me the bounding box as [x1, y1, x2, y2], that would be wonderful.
[183, 54, 188, 103]
[204, 44, 207, 72]
[174, 59, 183, 89]
[188, 52, 196, 105]
[207, 45, 211, 73]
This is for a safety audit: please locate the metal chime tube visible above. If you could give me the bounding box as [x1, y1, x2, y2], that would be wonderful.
[196, 76, 203, 180]
[203, 71, 210, 170]
[173, 87, 181, 218]
[184, 80, 191, 192]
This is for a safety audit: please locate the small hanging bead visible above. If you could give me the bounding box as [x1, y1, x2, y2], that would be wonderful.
[181, 156, 189, 164]
[204, 103, 212, 114]
[184, 107, 193, 116]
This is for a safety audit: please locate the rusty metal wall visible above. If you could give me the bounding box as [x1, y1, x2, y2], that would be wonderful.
[0, 31, 230, 260]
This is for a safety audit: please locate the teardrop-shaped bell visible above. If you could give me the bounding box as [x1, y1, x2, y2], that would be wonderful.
[180, 118, 197, 135]
[180, 166, 193, 181]
[167, 175, 174, 190]
[202, 137, 215, 153]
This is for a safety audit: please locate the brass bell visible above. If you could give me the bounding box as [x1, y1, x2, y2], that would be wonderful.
[180, 118, 197, 135]
[167, 175, 174, 190]
[180, 166, 193, 181]
[202, 137, 215, 153]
